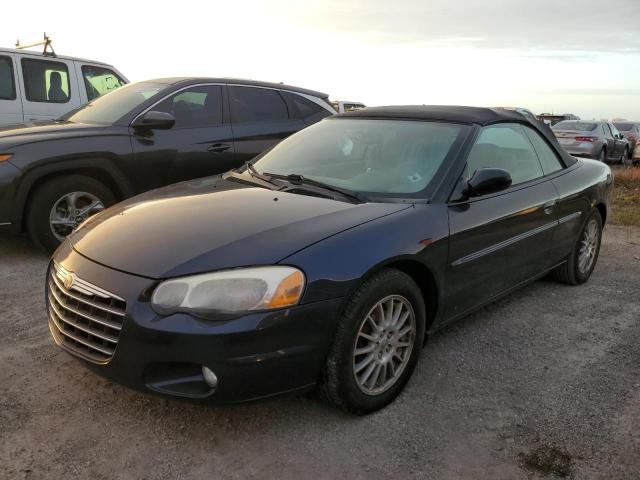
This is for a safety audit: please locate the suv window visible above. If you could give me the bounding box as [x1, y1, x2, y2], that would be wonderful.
[467, 123, 544, 186]
[282, 91, 330, 122]
[21, 58, 70, 103]
[81, 65, 126, 101]
[522, 126, 563, 175]
[154, 85, 223, 128]
[0, 56, 16, 100]
[603, 123, 613, 137]
[229, 86, 288, 123]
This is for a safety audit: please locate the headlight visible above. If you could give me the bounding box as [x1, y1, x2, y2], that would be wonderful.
[151, 266, 305, 316]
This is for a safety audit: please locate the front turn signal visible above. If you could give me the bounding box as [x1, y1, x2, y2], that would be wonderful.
[0, 154, 13, 162]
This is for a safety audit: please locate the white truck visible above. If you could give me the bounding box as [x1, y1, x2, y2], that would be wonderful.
[0, 37, 128, 125]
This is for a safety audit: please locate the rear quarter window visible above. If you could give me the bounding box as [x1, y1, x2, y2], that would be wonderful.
[282, 91, 331, 123]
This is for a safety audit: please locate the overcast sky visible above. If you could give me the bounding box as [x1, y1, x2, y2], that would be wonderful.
[3, 0, 640, 119]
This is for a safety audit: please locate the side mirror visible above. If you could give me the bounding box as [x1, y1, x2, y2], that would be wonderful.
[464, 168, 512, 198]
[132, 111, 175, 130]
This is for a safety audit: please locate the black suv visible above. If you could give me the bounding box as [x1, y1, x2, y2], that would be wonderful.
[0, 77, 335, 251]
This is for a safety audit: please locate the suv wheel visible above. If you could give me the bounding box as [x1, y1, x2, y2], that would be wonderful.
[26, 175, 116, 253]
[320, 269, 426, 414]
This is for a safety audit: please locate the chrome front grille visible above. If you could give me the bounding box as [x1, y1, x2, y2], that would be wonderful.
[47, 263, 126, 363]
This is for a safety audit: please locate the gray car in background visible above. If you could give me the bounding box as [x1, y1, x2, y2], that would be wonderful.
[613, 121, 640, 150]
[552, 120, 630, 163]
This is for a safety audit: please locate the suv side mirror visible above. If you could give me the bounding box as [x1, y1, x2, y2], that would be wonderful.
[464, 168, 512, 198]
[132, 111, 175, 130]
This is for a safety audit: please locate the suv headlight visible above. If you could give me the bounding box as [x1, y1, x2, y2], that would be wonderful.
[151, 266, 305, 316]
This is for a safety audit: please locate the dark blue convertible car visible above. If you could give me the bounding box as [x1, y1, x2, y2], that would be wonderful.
[47, 106, 612, 413]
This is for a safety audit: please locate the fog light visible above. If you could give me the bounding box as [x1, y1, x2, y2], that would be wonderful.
[202, 366, 218, 389]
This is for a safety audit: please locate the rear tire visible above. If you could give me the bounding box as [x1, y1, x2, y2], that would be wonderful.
[553, 209, 603, 285]
[598, 148, 607, 163]
[26, 175, 116, 253]
[320, 269, 426, 414]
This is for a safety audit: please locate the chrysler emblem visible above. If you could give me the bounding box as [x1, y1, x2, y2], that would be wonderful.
[63, 272, 76, 290]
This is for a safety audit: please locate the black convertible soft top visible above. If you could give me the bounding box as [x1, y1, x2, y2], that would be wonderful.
[338, 105, 577, 166]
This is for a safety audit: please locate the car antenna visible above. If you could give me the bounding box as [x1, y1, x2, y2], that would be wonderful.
[15, 32, 56, 57]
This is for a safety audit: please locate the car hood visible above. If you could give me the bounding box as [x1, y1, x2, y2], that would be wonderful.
[0, 121, 108, 148]
[68, 176, 411, 279]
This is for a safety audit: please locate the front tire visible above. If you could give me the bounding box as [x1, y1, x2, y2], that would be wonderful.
[320, 269, 426, 414]
[26, 175, 116, 253]
[553, 209, 603, 285]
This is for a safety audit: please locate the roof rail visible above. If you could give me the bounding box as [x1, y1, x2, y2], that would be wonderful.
[15, 33, 56, 57]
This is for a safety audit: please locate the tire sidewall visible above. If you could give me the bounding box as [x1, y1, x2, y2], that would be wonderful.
[330, 270, 426, 413]
[27, 175, 116, 253]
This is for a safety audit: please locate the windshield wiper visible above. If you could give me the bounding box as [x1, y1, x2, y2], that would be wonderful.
[223, 167, 279, 190]
[246, 161, 276, 184]
[262, 171, 366, 203]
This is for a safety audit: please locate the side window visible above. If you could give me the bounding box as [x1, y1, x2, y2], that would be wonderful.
[603, 124, 613, 137]
[609, 124, 620, 138]
[153, 85, 223, 128]
[523, 126, 564, 175]
[81, 65, 126, 101]
[282, 91, 331, 122]
[0, 56, 16, 100]
[21, 58, 70, 103]
[229, 86, 288, 123]
[467, 123, 544, 186]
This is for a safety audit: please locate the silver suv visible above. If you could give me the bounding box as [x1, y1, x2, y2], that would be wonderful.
[0, 47, 127, 125]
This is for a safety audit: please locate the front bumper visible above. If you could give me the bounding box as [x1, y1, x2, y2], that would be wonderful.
[48, 242, 343, 403]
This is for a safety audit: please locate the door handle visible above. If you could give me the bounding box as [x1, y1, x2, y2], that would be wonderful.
[207, 143, 231, 153]
[542, 200, 557, 215]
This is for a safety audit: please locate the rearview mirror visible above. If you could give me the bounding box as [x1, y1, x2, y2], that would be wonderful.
[464, 168, 512, 198]
[132, 111, 175, 130]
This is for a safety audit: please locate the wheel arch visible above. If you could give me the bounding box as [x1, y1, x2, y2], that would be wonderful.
[349, 257, 441, 337]
[13, 160, 135, 232]
[595, 202, 607, 226]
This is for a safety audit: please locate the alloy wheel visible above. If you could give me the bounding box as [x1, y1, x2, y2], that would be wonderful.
[352, 295, 416, 396]
[578, 219, 599, 274]
[49, 191, 104, 241]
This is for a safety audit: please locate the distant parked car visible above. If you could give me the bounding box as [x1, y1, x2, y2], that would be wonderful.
[0, 47, 128, 124]
[612, 121, 640, 150]
[0, 77, 335, 251]
[552, 120, 630, 163]
[538, 113, 580, 126]
[332, 101, 365, 113]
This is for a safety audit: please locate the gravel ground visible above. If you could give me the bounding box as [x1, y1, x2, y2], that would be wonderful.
[1, 225, 639, 479]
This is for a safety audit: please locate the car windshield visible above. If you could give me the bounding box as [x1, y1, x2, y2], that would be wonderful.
[613, 122, 635, 131]
[252, 118, 467, 196]
[553, 121, 597, 131]
[61, 81, 168, 124]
